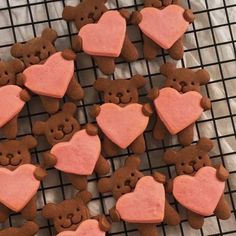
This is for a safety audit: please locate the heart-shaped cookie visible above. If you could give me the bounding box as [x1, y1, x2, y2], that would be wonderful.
[79, 11, 126, 57]
[96, 103, 149, 149]
[139, 6, 189, 49]
[116, 176, 165, 223]
[51, 130, 101, 175]
[23, 52, 74, 98]
[154, 88, 203, 134]
[0, 164, 40, 212]
[173, 166, 225, 216]
[0, 85, 25, 128]
[57, 219, 105, 236]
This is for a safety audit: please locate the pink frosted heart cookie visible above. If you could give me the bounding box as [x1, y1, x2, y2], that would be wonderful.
[173, 166, 225, 216]
[23, 52, 74, 98]
[79, 11, 126, 57]
[154, 88, 203, 134]
[57, 219, 105, 236]
[0, 164, 40, 212]
[96, 103, 149, 149]
[0, 85, 25, 127]
[116, 176, 165, 223]
[139, 5, 189, 49]
[51, 130, 101, 175]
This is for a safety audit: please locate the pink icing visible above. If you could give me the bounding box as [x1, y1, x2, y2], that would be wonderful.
[0, 164, 40, 212]
[23, 52, 74, 98]
[116, 176, 165, 223]
[79, 11, 126, 57]
[173, 166, 225, 216]
[139, 6, 189, 49]
[51, 130, 101, 175]
[96, 103, 149, 149]
[0, 85, 25, 127]
[57, 219, 105, 236]
[154, 88, 203, 134]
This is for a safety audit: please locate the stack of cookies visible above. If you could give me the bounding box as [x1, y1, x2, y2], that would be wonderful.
[0, 0, 231, 236]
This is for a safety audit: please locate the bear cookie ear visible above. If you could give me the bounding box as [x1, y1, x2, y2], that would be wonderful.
[163, 150, 178, 165]
[93, 78, 110, 92]
[22, 135, 38, 149]
[125, 155, 141, 169]
[42, 203, 58, 219]
[131, 74, 146, 89]
[195, 69, 210, 85]
[10, 43, 25, 58]
[61, 102, 77, 115]
[33, 121, 46, 136]
[197, 137, 214, 152]
[160, 63, 177, 77]
[97, 177, 112, 193]
[9, 59, 25, 73]
[76, 190, 92, 204]
[41, 28, 58, 43]
[62, 6, 77, 21]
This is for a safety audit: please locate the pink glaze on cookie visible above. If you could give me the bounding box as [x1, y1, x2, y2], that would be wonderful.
[51, 130, 101, 175]
[0, 85, 25, 127]
[139, 6, 189, 49]
[23, 52, 74, 98]
[173, 166, 225, 216]
[0, 164, 40, 212]
[96, 103, 149, 149]
[57, 219, 105, 236]
[116, 176, 165, 223]
[79, 11, 126, 57]
[154, 88, 203, 135]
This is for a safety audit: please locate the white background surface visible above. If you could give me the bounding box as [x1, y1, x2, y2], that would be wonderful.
[0, 0, 236, 235]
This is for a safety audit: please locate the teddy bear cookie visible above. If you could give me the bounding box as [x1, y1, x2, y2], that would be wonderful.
[90, 75, 152, 156]
[10, 28, 84, 114]
[0, 59, 25, 86]
[42, 190, 111, 236]
[164, 138, 231, 229]
[148, 63, 211, 146]
[33, 102, 110, 190]
[98, 155, 180, 236]
[131, 0, 195, 60]
[0, 136, 47, 222]
[0, 221, 39, 236]
[0, 59, 30, 139]
[62, 0, 139, 75]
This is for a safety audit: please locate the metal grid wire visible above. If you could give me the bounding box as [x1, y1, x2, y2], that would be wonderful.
[0, 0, 236, 235]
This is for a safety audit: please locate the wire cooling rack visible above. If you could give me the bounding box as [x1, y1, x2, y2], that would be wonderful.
[0, 0, 236, 235]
